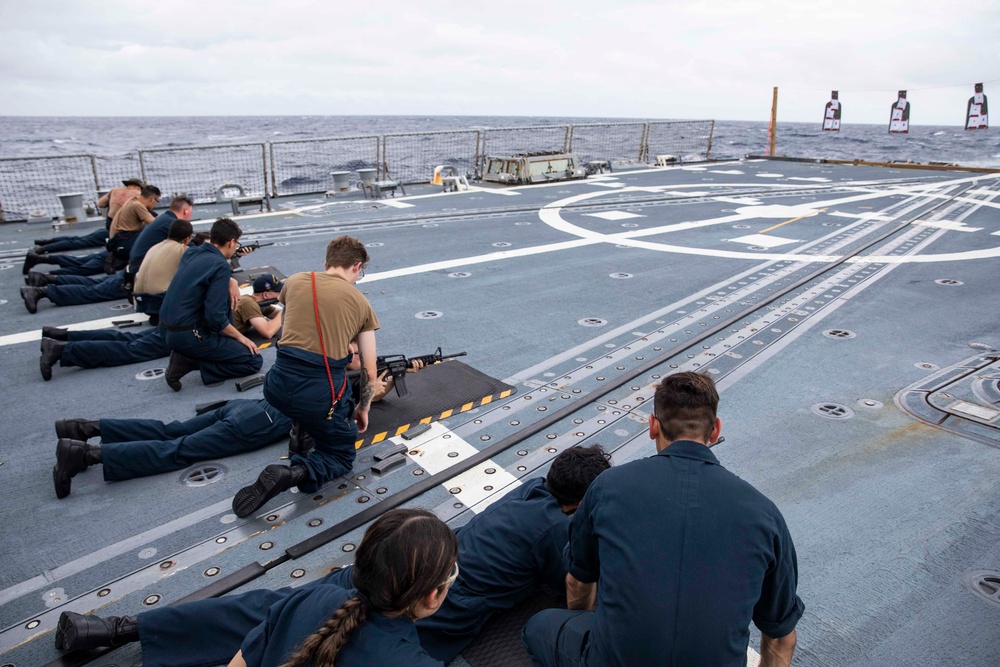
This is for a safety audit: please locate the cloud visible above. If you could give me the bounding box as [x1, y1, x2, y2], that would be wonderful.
[0, 0, 997, 123]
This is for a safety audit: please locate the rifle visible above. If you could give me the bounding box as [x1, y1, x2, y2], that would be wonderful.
[230, 241, 274, 270]
[376, 347, 467, 397]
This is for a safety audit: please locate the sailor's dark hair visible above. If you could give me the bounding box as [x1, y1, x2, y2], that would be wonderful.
[325, 235, 369, 270]
[140, 184, 161, 198]
[169, 195, 193, 212]
[545, 445, 611, 507]
[167, 218, 193, 242]
[277, 508, 457, 667]
[653, 371, 719, 443]
[209, 217, 241, 246]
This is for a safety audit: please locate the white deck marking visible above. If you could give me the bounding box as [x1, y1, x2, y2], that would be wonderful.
[379, 199, 415, 208]
[588, 181, 627, 188]
[788, 176, 832, 182]
[756, 173, 784, 178]
[914, 219, 982, 232]
[585, 211, 644, 221]
[830, 211, 894, 221]
[709, 169, 745, 174]
[0, 313, 149, 347]
[728, 233, 802, 248]
[715, 197, 763, 205]
[398, 422, 520, 514]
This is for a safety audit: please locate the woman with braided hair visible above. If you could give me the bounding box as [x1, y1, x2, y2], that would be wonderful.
[228, 508, 458, 667]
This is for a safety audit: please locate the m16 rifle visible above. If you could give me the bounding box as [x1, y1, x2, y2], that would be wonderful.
[230, 240, 274, 271]
[376, 347, 467, 397]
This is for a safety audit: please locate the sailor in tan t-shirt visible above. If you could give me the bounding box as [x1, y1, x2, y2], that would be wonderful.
[133, 218, 193, 323]
[233, 274, 284, 339]
[233, 235, 380, 518]
[107, 184, 161, 270]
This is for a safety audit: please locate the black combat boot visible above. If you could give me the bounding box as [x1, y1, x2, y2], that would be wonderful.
[21, 250, 45, 275]
[287, 420, 315, 455]
[40, 338, 66, 381]
[55, 611, 139, 651]
[20, 286, 47, 314]
[165, 351, 200, 391]
[55, 418, 101, 441]
[42, 325, 70, 341]
[232, 464, 309, 518]
[34, 237, 54, 247]
[52, 439, 102, 499]
[26, 271, 57, 287]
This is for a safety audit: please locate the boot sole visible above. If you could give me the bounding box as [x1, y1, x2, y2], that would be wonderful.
[233, 466, 286, 518]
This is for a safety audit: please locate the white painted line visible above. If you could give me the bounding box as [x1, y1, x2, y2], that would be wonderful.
[788, 176, 832, 182]
[709, 169, 745, 175]
[756, 173, 785, 178]
[728, 233, 802, 248]
[914, 219, 982, 232]
[379, 200, 415, 209]
[398, 422, 520, 514]
[715, 197, 763, 205]
[584, 211, 644, 221]
[0, 313, 149, 347]
[589, 181, 627, 188]
[829, 211, 893, 221]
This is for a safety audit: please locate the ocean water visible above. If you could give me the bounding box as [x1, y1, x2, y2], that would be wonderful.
[1, 116, 997, 168]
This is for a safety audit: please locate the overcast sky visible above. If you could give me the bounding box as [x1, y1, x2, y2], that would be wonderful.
[1, 0, 996, 125]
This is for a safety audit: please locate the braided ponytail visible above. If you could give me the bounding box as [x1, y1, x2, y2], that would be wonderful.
[276, 509, 457, 666]
[277, 596, 367, 667]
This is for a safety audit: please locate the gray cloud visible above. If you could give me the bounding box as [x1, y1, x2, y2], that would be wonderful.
[1, 0, 997, 124]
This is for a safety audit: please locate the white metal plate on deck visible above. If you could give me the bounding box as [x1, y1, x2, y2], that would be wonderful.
[397, 422, 521, 513]
[946, 400, 1000, 422]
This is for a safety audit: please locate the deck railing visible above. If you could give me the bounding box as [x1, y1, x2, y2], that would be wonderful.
[0, 120, 714, 221]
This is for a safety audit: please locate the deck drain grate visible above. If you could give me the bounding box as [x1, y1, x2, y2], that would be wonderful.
[812, 403, 855, 420]
[935, 279, 963, 286]
[609, 273, 633, 279]
[136, 368, 166, 380]
[181, 464, 227, 487]
[823, 329, 856, 339]
[578, 318, 608, 327]
[964, 571, 1000, 607]
[448, 272, 471, 278]
[415, 310, 443, 319]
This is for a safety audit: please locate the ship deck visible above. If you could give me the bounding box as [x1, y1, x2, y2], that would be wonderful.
[2, 158, 1000, 666]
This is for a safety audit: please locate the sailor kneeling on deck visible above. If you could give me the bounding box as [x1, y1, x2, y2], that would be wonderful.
[160, 217, 263, 391]
[54, 446, 610, 667]
[232, 235, 380, 518]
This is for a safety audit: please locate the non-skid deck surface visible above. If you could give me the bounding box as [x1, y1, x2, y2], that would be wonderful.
[360, 360, 516, 448]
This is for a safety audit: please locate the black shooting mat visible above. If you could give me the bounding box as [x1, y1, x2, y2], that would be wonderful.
[459, 593, 566, 667]
[358, 360, 516, 448]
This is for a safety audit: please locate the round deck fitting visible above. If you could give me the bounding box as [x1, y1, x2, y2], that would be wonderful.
[811, 403, 855, 420]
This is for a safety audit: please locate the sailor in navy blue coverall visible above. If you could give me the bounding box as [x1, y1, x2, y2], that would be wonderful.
[51, 399, 292, 498]
[159, 218, 261, 389]
[55, 447, 612, 667]
[522, 372, 804, 667]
